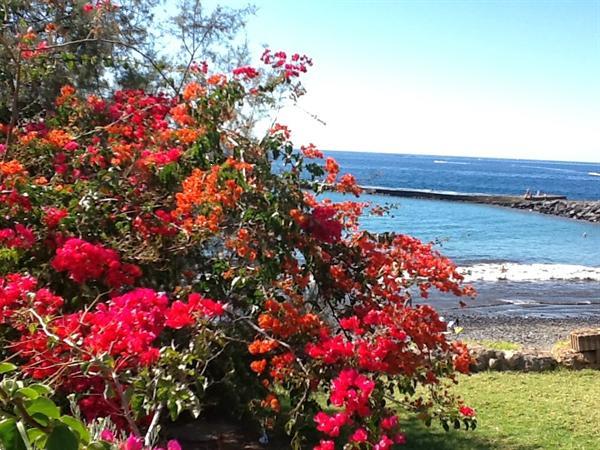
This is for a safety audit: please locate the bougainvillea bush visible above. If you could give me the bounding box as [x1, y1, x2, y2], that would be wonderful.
[0, 26, 477, 450]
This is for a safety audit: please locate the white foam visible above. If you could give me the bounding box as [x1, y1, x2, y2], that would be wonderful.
[460, 263, 600, 282]
[433, 160, 470, 165]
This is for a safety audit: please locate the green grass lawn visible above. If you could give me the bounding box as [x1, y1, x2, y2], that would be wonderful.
[403, 370, 600, 450]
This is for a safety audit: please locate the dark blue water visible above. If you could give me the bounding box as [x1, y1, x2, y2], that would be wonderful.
[323, 151, 600, 317]
[327, 151, 600, 200]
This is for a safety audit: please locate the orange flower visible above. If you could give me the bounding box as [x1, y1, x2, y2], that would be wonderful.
[0, 160, 27, 178]
[207, 74, 227, 86]
[182, 82, 206, 101]
[45, 129, 73, 148]
[261, 393, 280, 412]
[289, 208, 308, 227]
[325, 157, 339, 183]
[60, 85, 76, 97]
[250, 359, 267, 374]
[110, 143, 135, 166]
[175, 165, 245, 232]
[19, 131, 38, 146]
[175, 127, 203, 144]
[170, 104, 194, 126]
[248, 339, 279, 355]
[55, 85, 77, 107]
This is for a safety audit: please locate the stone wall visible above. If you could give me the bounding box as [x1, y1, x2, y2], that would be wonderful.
[470, 345, 600, 372]
[492, 200, 600, 223]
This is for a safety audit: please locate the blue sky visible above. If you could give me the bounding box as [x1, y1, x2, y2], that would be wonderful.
[192, 1, 599, 162]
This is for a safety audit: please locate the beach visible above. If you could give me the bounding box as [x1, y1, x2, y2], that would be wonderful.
[452, 315, 600, 350]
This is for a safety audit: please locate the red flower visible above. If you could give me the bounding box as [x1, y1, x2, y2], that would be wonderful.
[459, 406, 476, 417]
[350, 427, 368, 443]
[314, 411, 348, 437]
[305, 206, 342, 243]
[189, 293, 225, 317]
[165, 300, 195, 329]
[313, 440, 335, 450]
[232, 66, 259, 79]
[43, 207, 68, 229]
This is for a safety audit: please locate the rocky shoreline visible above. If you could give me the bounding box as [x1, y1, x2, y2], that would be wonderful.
[490, 199, 600, 223]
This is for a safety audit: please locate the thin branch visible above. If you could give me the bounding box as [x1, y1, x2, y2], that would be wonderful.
[33, 37, 177, 93]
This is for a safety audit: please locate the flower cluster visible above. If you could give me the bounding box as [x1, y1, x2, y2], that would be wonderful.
[260, 49, 313, 78]
[52, 238, 142, 288]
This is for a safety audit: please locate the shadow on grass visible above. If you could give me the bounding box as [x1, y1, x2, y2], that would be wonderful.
[402, 417, 539, 450]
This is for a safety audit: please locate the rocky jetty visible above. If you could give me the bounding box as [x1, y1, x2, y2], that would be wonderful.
[362, 186, 600, 223]
[490, 199, 600, 223]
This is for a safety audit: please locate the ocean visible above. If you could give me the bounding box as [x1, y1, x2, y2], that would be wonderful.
[324, 151, 600, 318]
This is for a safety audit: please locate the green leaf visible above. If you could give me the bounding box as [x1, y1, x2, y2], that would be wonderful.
[26, 428, 46, 447]
[16, 388, 39, 400]
[25, 398, 60, 420]
[0, 418, 27, 450]
[87, 442, 111, 450]
[46, 425, 78, 450]
[60, 416, 90, 444]
[0, 362, 17, 375]
[29, 413, 49, 428]
[28, 384, 52, 396]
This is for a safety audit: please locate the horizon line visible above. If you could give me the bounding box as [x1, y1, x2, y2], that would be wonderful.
[320, 149, 600, 165]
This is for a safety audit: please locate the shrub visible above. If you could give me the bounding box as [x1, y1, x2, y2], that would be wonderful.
[0, 42, 476, 450]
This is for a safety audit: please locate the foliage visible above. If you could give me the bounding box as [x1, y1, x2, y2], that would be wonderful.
[0, 11, 477, 449]
[0, 362, 182, 449]
[0, 0, 253, 124]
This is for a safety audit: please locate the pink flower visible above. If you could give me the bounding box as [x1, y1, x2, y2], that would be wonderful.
[63, 141, 79, 151]
[313, 440, 335, 450]
[374, 434, 394, 450]
[350, 427, 368, 442]
[167, 440, 182, 450]
[393, 433, 407, 444]
[121, 435, 143, 450]
[305, 206, 342, 243]
[100, 429, 115, 442]
[380, 415, 398, 431]
[52, 238, 141, 288]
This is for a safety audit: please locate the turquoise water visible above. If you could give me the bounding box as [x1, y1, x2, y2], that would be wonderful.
[317, 151, 600, 317]
[329, 193, 600, 318]
[354, 194, 600, 266]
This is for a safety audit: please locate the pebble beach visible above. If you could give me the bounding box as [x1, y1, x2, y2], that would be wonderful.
[453, 315, 600, 350]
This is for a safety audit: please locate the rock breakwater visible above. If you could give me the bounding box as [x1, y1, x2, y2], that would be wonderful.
[491, 199, 600, 223]
[361, 186, 600, 223]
